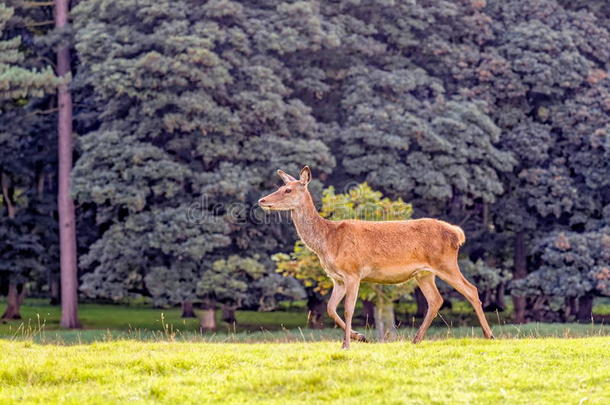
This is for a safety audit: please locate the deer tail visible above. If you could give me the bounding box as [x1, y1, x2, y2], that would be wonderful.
[450, 225, 466, 248]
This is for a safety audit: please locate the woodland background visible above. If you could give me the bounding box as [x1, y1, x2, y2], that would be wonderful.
[1, 0, 609, 331]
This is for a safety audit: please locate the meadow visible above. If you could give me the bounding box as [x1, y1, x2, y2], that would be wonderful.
[2, 298, 609, 343]
[1, 338, 609, 404]
[1, 299, 609, 404]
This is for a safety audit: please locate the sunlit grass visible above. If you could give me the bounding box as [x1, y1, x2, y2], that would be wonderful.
[0, 337, 608, 404]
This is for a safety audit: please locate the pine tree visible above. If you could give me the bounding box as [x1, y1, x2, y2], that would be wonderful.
[71, 0, 335, 311]
[0, 3, 59, 320]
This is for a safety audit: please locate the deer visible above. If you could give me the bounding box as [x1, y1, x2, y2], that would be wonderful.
[259, 166, 494, 349]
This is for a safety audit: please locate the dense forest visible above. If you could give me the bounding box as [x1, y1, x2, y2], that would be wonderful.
[1, 0, 609, 329]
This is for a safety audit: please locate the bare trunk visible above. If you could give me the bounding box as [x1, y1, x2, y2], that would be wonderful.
[567, 297, 578, 321]
[414, 287, 427, 318]
[199, 309, 216, 332]
[481, 288, 492, 308]
[180, 300, 196, 318]
[1, 283, 25, 320]
[495, 282, 506, 311]
[512, 231, 527, 324]
[49, 275, 60, 305]
[221, 304, 237, 324]
[55, 0, 80, 329]
[577, 296, 594, 323]
[307, 293, 326, 329]
[1, 172, 16, 218]
[374, 297, 397, 342]
[362, 299, 375, 327]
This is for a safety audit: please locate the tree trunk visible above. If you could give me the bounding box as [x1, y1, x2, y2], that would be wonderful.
[362, 299, 375, 327]
[577, 296, 594, 323]
[1, 283, 25, 320]
[49, 275, 60, 305]
[374, 297, 397, 342]
[306, 293, 326, 329]
[481, 288, 492, 309]
[181, 300, 196, 318]
[1, 172, 16, 218]
[567, 297, 578, 321]
[199, 308, 216, 332]
[55, 0, 80, 329]
[512, 231, 527, 324]
[495, 282, 506, 311]
[414, 287, 427, 318]
[221, 304, 237, 324]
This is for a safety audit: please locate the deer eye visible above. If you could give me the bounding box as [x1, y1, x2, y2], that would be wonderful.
[285, 188, 292, 194]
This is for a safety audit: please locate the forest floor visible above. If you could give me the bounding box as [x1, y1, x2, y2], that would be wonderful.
[1, 337, 608, 404]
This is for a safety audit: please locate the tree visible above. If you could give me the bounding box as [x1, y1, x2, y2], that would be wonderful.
[275, 183, 414, 341]
[9, 0, 604, 325]
[196, 255, 266, 332]
[71, 0, 335, 312]
[512, 227, 610, 322]
[54, 0, 80, 328]
[0, 3, 59, 320]
[480, 1, 610, 321]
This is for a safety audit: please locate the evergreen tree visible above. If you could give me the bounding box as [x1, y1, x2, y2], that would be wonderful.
[0, 3, 59, 320]
[72, 0, 335, 311]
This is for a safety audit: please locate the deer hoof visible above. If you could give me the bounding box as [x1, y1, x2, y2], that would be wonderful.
[354, 332, 367, 342]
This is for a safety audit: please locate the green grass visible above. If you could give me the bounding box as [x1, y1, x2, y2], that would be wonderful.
[2, 300, 609, 403]
[0, 299, 309, 335]
[2, 299, 609, 344]
[0, 337, 608, 404]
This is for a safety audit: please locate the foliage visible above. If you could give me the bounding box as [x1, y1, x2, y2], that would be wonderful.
[71, 0, 336, 309]
[0, 0, 609, 323]
[79, 206, 231, 307]
[196, 255, 266, 308]
[512, 228, 610, 315]
[0, 3, 60, 304]
[459, 258, 511, 293]
[0, 4, 58, 101]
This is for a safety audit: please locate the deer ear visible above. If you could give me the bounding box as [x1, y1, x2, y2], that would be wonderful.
[299, 166, 312, 185]
[277, 169, 297, 184]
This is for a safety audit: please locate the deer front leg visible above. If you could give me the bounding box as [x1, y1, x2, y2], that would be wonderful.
[327, 279, 366, 343]
[342, 277, 361, 349]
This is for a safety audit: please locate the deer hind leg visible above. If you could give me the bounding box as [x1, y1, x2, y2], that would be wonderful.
[438, 263, 494, 339]
[327, 279, 366, 343]
[412, 273, 443, 344]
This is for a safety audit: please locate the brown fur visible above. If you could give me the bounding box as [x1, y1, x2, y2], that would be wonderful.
[259, 166, 494, 348]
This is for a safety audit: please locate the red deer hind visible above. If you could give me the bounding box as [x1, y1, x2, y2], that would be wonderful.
[259, 166, 494, 349]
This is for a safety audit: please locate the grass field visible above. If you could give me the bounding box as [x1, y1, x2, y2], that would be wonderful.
[1, 338, 609, 404]
[1, 300, 609, 403]
[1, 298, 609, 344]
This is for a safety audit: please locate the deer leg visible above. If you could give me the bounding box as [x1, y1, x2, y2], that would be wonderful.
[327, 280, 366, 342]
[342, 277, 361, 349]
[412, 273, 443, 344]
[439, 266, 494, 339]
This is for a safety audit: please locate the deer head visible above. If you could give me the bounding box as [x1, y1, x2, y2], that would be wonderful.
[258, 166, 312, 211]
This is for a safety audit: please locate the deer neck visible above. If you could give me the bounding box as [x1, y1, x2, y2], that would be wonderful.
[290, 193, 331, 255]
